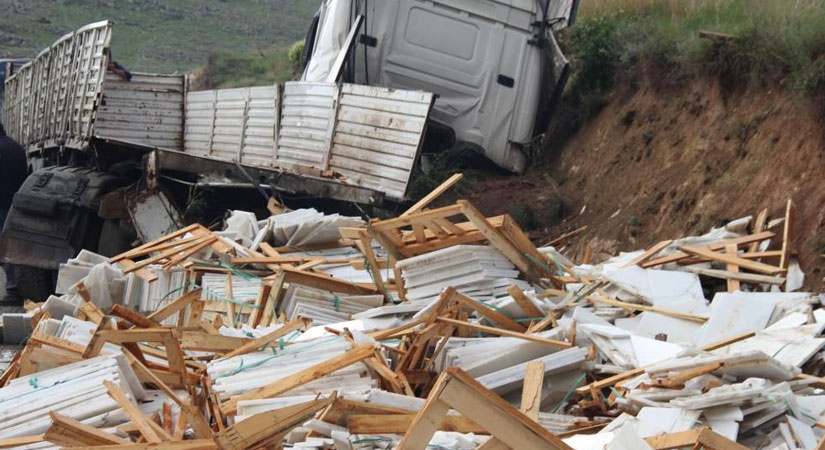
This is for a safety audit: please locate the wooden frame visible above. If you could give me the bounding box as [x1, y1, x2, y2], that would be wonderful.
[366, 200, 556, 283]
[397, 368, 572, 450]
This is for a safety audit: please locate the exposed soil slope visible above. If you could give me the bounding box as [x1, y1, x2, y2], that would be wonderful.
[468, 79, 825, 289]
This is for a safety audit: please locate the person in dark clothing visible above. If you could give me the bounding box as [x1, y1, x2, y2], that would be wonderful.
[0, 122, 27, 303]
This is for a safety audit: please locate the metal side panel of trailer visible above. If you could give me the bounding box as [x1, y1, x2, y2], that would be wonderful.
[95, 72, 185, 150]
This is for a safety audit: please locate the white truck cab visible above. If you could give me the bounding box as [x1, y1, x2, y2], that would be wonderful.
[303, 0, 578, 172]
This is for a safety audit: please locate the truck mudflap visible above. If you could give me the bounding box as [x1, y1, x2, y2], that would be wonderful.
[0, 166, 126, 269]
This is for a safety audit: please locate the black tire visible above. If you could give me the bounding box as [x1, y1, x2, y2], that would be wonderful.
[14, 265, 55, 303]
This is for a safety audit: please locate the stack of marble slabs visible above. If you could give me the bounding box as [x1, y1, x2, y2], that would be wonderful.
[123, 266, 187, 322]
[207, 338, 379, 403]
[0, 353, 145, 439]
[199, 273, 263, 324]
[396, 245, 527, 303]
[55, 250, 110, 294]
[280, 286, 384, 325]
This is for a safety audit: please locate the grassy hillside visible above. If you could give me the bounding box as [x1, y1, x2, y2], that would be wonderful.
[1, 0, 318, 74]
[549, 0, 825, 151]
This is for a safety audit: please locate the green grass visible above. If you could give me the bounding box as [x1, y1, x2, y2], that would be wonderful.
[196, 45, 301, 89]
[569, 0, 825, 92]
[544, 0, 825, 156]
[1, 0, 318, 74]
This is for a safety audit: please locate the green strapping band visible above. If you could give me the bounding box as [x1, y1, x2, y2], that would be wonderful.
[196, 282, 263, 309]
[553, 372, 587, 413]
[478, 299, 517, 318]
[524, 251, 565, 276]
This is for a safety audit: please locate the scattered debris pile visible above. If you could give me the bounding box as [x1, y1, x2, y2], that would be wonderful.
[0, 174, 823, 450]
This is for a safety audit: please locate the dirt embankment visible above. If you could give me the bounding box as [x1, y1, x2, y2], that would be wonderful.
[468, 79, 825, 289]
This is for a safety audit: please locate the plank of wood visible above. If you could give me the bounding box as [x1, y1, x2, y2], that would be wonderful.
[111, 304, 158, 328]
[69, 440, 217, 450]
[433, 217, 467, 236]
[246, 282, 273, 328]
[123, 235, 213, 274]
[507, 285, 545, 318]
[437, 317, 570, 348]
[104, 380, 170, 443]
[399, 217, 503, 244]
[77, 298, 106, 325]
[219, 317, 310, 360]
[402, 173, 463, 216]
[396, 384, 452, 449]
[117, 259, 160, 282]
[347, 414, 485, 434]
[475, 439, 510, 450]
[680, 245, 785, 275]
[696, 427, 750, 450]
[121, 350, 213, 439]
[725, 243, 741, 292]
[645, 429, 702, 449]
[622, 240, 673, 268]
[398, 368, 573, 450]
[780, 199, 794, 270]
[816, 430, 825, 450]
[45, 411, 129, 446]
[162, 332, 186, 383]
[220, 345, 374, 416]
[498, 214, 557, 283]
[640, 231, 775, 268]
[109, 224, 201, 263]
[279, 266, 381, 295]
[162, 235, 218, 268]
[458, 200, 533, 278]
[542, 288, 707, 323]
[230, 256, 323, 264]
[748, 208, 769, 253]
[29, 332, 86, 354]
[453, 291, 526, 332]
[147, 289, 202, 324]
[677, 249, 784, 266]
[528, 309, 559, 333]
[355, 228, 389, 299]
[180, 331, 251, 352]
[0, 435, 45, 449]
[575, 331, 755, 395]
[652, 362, 722, 388]
[520, 361, 545, 421]
[186, 299, 205, 327]
[215, 399, 332, 450]
[685, 266, 785, 285]
[543, 225, 588, 247]
[373, 203, 464, 231]
[190, 226, 234, 256]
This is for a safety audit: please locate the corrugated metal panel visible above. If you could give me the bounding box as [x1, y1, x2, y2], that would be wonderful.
[96, 72, 185, 149]
[329, 84, 434, 199]
[183, 85, 278, 165]
[275, 82, 337, 169]
[2, 20, 112, 151]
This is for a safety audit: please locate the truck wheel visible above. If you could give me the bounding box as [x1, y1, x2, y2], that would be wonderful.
[15, 265, 55, 303]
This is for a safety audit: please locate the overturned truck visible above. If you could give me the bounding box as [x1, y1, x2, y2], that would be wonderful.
[1, 21, 438, 300]
[1, 1, 574, 301]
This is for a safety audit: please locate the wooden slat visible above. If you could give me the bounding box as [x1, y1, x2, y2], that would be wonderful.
[622, 240, 673, 268]
[220, 346, 374, 415]
[402, 173, 463, 216]
[347, 414, 485, 434]
[437, 317, 570, 348]
[680, 245, 784, 275]
[640, 231, 775, 268]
